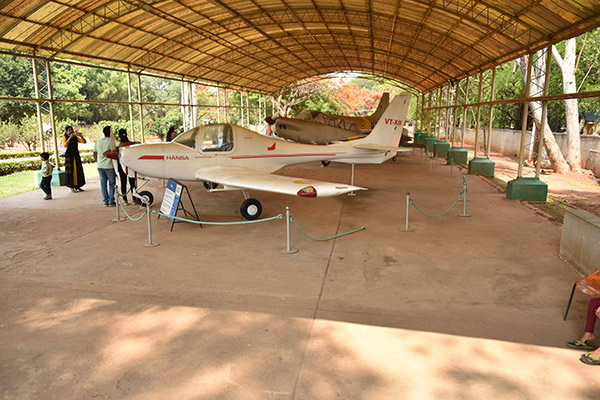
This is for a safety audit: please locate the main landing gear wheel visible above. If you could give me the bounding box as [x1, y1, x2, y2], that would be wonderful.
[203, 181, 218, 190]
[137, 190, 154, 206]
[321, 160, 331, 167]
[240, 198, 262, 220]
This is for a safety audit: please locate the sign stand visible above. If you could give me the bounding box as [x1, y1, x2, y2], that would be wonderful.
[159, 179, 201, 231]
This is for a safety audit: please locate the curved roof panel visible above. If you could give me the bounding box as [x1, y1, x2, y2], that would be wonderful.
[0, 0, 599, 93]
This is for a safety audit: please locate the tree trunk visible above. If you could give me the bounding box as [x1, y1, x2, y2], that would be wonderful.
[552, 39, 581, 172]
[518, 54, 570, 174]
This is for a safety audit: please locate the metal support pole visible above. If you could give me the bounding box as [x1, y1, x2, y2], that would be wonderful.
[281, 206, 298, 254]
[486, 67, 497, 158]
[444, 85, 450, 140]
[461, 76, 470, 148]
[438, 86, 450, 140]
[127, 69, 135, 141]
[143, 203, 159, 247]
[240, 91, 244, 128]
[473, 72, 483, 158]
[45, 60, 60, 169]
[427, 92, 432, 136]
[137, 73, 145, 143]
[436, 89, 442, 139]
[535, 48, 553, 179]
[450, 83, 457, 146]
[518, 54, 533, 178]
[224, 88, 228, 123]
[217, 86, 221, 123]
[420, 93, 426, 133]
[32, 58, 45, 152]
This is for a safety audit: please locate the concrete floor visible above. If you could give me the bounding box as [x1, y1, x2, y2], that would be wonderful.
[1, 151, 599, 399]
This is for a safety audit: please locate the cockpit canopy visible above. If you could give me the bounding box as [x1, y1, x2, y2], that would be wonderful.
[174, 124, 234, 152]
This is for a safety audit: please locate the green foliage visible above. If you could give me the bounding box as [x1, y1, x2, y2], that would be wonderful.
[15, 114, 42, 151]
[145, 111, 183, 140]
[51, 63, 90, 120]
[0, 149, 92, 160]
[0, 55, 35, 122]
[0, 120, 20, 149]
[0, 153, 94, 176]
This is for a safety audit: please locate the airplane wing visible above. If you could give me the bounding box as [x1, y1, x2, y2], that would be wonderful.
[352, 143, 412, 153]
[195, 167, 365, 197]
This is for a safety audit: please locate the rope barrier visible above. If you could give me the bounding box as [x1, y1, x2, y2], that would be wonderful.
[116, 195, 148, 221]
[409, 189, 465, 218]
[290, 216, 365, 241]
[152, 210, 283, 225]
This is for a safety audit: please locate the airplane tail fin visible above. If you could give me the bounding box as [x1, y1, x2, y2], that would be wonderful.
[368, 92, 390, 120]
[355, 92, 411, 148]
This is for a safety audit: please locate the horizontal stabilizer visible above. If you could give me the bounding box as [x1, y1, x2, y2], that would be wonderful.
[352, 143, 412, 153]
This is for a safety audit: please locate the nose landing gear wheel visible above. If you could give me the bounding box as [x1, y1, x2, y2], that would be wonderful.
[240, 198, 262, 220]
[137, 190, 154, 206]
[321, 160, 331, 167]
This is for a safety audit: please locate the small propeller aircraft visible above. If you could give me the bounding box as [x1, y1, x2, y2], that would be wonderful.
[265, 93, 389, 144]
[119, 92, 411, 220]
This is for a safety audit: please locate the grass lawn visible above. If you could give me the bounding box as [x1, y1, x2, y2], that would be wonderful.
[0, 163, 99, 199]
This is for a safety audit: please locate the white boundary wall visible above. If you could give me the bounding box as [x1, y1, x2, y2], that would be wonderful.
[462, 128, 600, 176]
[560, 210, 600, 276]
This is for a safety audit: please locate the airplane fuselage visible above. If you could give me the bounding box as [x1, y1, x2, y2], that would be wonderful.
[120, 124, 390, 182]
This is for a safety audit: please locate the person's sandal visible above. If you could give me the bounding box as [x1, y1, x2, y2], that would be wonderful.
[566, 340, 596, 350]
[580, 352, 600, 365]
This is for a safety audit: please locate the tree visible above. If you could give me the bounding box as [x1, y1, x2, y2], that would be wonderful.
[552, 38, 581, 172]
[272, 78, 325, 117]
[518, 52, 570, 173]
[51, 63, 90, 121]
[0, 55, 35, 122]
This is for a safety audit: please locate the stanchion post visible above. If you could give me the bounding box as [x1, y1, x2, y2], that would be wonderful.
[400, 191, 415, 232]
[112, 195, 125, 222]
[281, 206, 298, 254]
[456, 166, 462, 187]
[458, 181, 471, 218]
[143, 203, 160, 247]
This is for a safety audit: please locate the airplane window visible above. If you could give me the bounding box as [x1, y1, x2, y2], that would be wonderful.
[199, 124, 234, 152]
[173, 129, 197, 148]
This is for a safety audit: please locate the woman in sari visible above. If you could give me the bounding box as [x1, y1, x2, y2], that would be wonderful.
[62, 125, 87, 192]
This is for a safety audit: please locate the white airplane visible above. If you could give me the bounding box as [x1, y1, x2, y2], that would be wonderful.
[120, 93, 411, 220]
[265, 93, 389, 144]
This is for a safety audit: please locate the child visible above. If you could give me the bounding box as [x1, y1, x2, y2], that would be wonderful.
[40, 152, 54, 200]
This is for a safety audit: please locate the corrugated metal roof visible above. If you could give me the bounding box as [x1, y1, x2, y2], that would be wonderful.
[0, 0, 599, 94]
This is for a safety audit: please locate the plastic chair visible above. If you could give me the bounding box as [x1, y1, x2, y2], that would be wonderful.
[564, 270, 600, 320]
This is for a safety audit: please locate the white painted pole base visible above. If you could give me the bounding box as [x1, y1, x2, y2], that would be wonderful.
[400, 191, 415, 232]
[113, 197, 125, 222]
[281, 206, 298, 254]
[143, 204, 159, 247]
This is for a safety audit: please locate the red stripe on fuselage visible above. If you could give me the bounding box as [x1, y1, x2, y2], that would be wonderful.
[231, 153, 341, 160]
[139, 155, 164, 160]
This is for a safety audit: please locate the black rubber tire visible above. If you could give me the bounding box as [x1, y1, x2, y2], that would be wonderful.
[321, 160, 331, 167]
[203, 181, 218, 190]
[240, 198, 262, 220]
[137, 190, 154, 206]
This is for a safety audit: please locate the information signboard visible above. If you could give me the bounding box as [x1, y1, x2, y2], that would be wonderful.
[160, 179, 183, 222]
